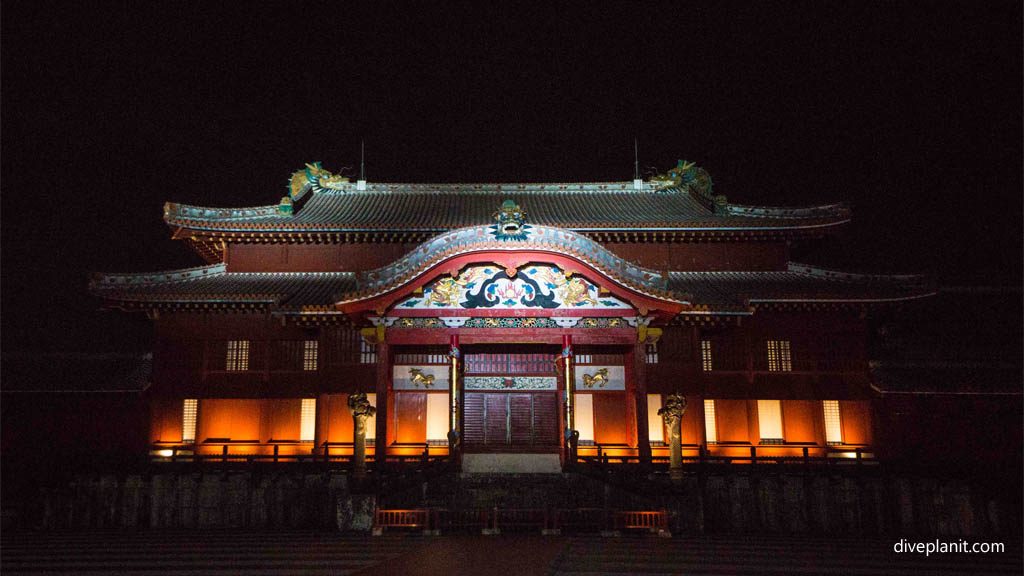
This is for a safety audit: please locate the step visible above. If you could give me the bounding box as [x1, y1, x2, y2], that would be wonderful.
[461, 453, 562, 474]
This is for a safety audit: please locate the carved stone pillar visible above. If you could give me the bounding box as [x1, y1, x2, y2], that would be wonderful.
[659, 392, 687, 482]
[348, 391, 377, 480]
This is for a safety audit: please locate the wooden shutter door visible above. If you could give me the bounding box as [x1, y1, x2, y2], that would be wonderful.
[485, 394, 508, 446]
[463, 393, 485, 447]
[532, 393, 558, 448]
[509, 394, 533, 446]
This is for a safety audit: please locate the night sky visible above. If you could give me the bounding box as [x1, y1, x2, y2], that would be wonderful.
[2, 2, 1020, 355]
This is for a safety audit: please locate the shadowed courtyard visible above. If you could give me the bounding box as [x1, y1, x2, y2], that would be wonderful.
[2, 530, 1020, 575]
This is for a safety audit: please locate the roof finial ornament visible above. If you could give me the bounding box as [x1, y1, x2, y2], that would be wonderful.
[288, 162, 350, 199]
[357, 140, 367, 191]
[490, 200, 531, 241]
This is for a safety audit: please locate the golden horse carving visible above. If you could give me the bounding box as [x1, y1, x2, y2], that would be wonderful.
[582, 368, 610, 389]
[409, 367, 435, 388]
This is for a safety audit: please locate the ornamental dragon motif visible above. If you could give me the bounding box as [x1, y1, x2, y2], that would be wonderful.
[288, 161, 350, 198]
[649, 160, 725, 212]
[397, 264, 628, 310]
[490, 199, 531, 241]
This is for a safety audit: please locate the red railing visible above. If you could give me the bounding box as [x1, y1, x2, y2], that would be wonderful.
[614, 510, 668, 533]
[375, 509, 429, 530]
[374, 507, 668, 534]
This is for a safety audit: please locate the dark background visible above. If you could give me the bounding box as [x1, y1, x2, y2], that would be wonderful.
[2, 1, 1021, 355]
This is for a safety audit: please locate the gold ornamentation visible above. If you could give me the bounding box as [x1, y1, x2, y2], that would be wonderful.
[561, 277, 598, 306]
[408, 367, 435, 389]
[582, 368, 610, 388]
[289, 162, 350, 197]
[428, 277, 465, 307]
[536, 268, 598, 307]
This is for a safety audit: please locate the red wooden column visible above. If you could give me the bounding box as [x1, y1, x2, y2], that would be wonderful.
[374, 337, 390, 462]
[632, 334, 652, 464]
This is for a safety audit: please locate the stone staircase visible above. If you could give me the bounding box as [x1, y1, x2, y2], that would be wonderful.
[379, 471, 658, 512]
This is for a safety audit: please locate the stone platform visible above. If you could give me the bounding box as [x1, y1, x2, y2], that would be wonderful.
[461, 453, 561, 474]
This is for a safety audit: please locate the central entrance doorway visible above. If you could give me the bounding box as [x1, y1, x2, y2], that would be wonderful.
[462, 345, 560, 453]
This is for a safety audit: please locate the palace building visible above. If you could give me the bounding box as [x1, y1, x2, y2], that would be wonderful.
[90, 160, 935, 472]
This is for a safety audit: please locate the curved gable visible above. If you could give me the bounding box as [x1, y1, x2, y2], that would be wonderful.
[335, 224, 691, 319]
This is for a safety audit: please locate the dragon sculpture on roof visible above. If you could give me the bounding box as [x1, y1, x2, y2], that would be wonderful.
[288, 162, 351, 198]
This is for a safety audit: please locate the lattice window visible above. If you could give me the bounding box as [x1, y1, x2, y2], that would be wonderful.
[303, 340, 318, 371]
[300, 398, 316, 442]
[360, 340, 376, 364]
[703, 399, 717, 444]
[766, 340, 792, 372]
[182, 399, 198, 444]
[394, 346, 449, 365]
[572, 348, 623, 366]
[823, 400, 843, 445]
[701, 340, 712, 372]
[645, 343, 659, 364]
[226, 340, 250, 371]
[757, 399, 784, 444]
[465, 353, 557, 374]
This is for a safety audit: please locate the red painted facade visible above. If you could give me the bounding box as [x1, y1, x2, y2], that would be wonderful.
[92, 164, 933, 467]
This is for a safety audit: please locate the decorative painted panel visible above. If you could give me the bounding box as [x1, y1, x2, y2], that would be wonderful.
[464, 376, 558, 391]
[394, 265, 630, 311]
[392, 365, 450, 390]
[393, 317, 627, 328]
[574, 365, 626, 391]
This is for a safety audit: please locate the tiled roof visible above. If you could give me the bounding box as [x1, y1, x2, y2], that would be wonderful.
[90, 264, 356, 312]
[164, 183, 851, 233]
[91, 262, 932, 315]
[668, 264, 936, 312]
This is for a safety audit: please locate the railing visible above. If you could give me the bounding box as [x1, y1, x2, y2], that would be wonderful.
[613, 510, 668, 533]
[373, 507, 668, 534]
[148, 443, 449, 469]
[579, 446, 876, 468]
[375, 509, 429, 530]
